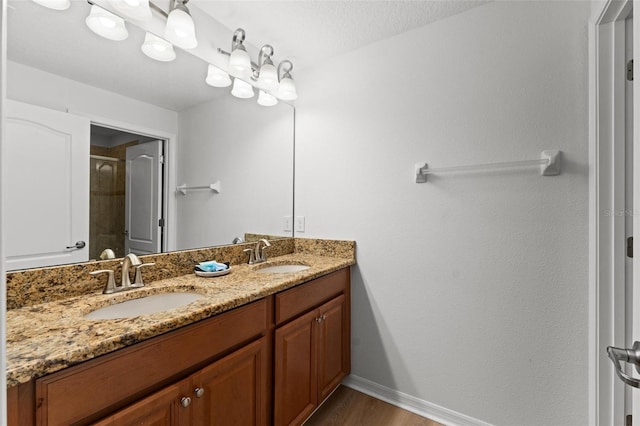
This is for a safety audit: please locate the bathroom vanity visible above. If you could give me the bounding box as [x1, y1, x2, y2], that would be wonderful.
[6, 242, 354, 426]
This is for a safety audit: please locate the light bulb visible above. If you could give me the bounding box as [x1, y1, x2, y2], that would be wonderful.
[278, 76, 298, 101]
[231, 78, 255, 99]
[141, 32, 176, 62]
[257, 91, 278, 107]
[109, 0, 152, 21]
[164, 5, 197, 49]
[205, 65, 232, 88]
[257, 62, 278, 91]
[229, 47, 251, 77]
[99, 17, 117, 28]
[85, 5, 128, 41]
[31, 0, 70, 10]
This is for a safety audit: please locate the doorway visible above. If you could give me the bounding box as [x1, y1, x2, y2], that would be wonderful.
[592, 1, 635, 425]
[625, 13, 635, 423]
[89, 124, 166, 259]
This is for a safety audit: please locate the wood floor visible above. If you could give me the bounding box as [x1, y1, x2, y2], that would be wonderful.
[304, 386, 442, 426]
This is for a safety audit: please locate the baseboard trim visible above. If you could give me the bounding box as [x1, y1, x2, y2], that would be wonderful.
[342, 375, 493, 426]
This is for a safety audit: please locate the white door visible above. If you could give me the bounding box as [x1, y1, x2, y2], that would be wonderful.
[124, 141, 162, 255]
[3, 100, 89, 270]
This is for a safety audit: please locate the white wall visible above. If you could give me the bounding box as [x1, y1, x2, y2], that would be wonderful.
[6, 61, 178, 135]
[176, 96, 294, 249]
[295, 2, 590, 425]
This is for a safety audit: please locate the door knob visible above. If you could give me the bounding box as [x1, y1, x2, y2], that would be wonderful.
[66, 241, 86, 250]
[607, 341, 640, 388]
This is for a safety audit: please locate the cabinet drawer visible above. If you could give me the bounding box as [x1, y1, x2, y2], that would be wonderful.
[275, 268, 349, 326]
[36, 299, 268, 425]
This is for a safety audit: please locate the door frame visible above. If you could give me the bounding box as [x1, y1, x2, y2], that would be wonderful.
[591, 1, 634, 425]
[76, 112, 178, 253]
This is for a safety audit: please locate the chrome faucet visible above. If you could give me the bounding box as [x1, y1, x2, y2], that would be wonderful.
[243, 239, 271, 265]
[90, 253, 154, 294]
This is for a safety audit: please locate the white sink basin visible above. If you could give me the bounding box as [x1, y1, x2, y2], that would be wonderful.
[84, 292, 203, 320]
[257, 264, 311, 273]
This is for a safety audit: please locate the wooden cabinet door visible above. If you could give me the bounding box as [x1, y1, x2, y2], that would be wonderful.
[92, 380, 191, 426]
[317, 294, 348, 401]
[192, 338, 268, 426]
[274, 309, 319, 426]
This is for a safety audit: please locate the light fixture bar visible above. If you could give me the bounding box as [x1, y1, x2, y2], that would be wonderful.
[148, 1, 168, 18]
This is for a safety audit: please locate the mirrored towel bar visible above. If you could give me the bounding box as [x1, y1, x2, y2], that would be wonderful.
[176, 181, 221, 195]
[415, 150, 561, 183]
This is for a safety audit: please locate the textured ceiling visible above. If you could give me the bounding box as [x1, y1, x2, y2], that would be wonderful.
[196, 1, 489, 71]
[7, 0, 488, 111]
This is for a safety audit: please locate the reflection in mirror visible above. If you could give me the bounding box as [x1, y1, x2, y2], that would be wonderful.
[4, 0, 294, 271]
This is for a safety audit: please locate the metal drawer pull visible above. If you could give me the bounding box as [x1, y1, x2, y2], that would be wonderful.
[181, 397, 192, 408]
[607, 341, 640, 388]
[194, 387, 205, 398]
[66, 241, 86, 249]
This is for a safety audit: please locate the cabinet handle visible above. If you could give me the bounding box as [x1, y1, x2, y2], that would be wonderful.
[194, 387, 205, 398]
[180, 397, 192, 408]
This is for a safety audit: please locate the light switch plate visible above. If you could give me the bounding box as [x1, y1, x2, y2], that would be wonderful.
[295, 216, 305, 232]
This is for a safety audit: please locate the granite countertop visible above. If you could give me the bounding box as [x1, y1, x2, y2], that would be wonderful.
[7, 253, 354, 387]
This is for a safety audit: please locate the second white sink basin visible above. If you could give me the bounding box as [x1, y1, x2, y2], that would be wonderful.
[257, 264, 311, 273]
[84, 292, 203, 320]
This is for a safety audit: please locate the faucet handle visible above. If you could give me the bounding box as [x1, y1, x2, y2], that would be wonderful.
[132, 263, 156, 287]
[243, 248, 256, 265]
[90, 269, 117, 294]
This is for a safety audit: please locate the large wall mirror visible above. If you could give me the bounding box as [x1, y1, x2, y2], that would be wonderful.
[4, 0, 294, 271]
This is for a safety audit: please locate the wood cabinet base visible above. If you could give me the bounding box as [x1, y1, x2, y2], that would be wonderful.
[7, 267, 350, 426]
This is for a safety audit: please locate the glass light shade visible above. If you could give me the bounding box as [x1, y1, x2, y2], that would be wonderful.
[229, 47, 251, 77]
[205, 65, 232, 88]
[31, 0, 70, 10]
[257, 63, 278, 91]
[231, 78, 255, 99]
[164, 7, 198, 49]
[278, 76, 298, 101]
[85, 5, 129, 41]
[141, 32, 176, 62]
[109, 0, 152, 21]
[257, 90, 278, 107]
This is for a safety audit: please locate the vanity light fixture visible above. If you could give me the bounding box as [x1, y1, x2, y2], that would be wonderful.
[229, 29, 252, 77]
[29, 1, 299, 103]
[219, 29, 298, 103]
[85, 4, 129, 41]
[164, 0, 198, 49]
[256, 45, 278, 91]
[141, 32, 176, 62]
[109, 0, 152, 22]
[31, 0, 70, 10]
[231, 78, 255, 99]
[205, 64, 232, 88]
[277, 60, 298, 101]
[257, 90, 278, 107]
